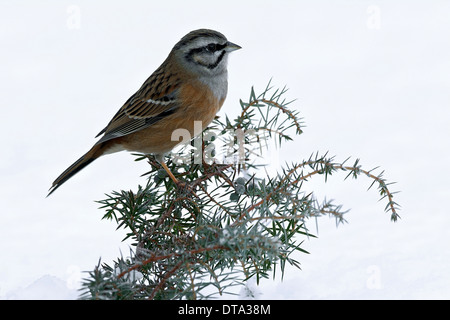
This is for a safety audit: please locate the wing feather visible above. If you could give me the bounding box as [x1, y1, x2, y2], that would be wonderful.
[95, 62, 181, 144]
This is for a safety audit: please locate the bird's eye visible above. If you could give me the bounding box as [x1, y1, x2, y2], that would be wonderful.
[206, 43, 217, 52]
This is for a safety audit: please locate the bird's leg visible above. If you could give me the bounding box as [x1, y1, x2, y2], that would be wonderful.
[158, 161, 199, 198]
[159, 161, 179, 185]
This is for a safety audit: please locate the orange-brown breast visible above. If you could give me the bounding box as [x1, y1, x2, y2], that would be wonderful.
[117, 80, 225, 155]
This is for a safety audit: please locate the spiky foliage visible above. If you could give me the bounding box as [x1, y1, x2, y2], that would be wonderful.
[79, 81, 400, 300]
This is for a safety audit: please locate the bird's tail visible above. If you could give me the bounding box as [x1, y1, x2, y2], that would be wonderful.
[47, 143, 105, 196]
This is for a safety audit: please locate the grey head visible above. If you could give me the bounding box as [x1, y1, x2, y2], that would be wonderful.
[173, 29, 241, 77]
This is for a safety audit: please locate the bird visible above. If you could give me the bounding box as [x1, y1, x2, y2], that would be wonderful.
[48, 29, 241, 196]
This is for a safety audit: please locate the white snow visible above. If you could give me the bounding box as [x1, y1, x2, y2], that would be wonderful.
[1, 0, 450, 300]
[2, 275, 79, 300]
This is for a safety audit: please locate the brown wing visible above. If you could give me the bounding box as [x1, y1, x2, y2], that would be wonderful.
[95, 64, 182, 144]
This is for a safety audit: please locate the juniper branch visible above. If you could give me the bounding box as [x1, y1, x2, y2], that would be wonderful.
[80, 81, 400, 300]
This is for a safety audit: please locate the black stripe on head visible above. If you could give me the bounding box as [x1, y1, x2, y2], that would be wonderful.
[187, 42, 226, 56]
[206, 50, 226, 69]
[207, 43, 227, 53]
[185, 46, 227, 70]
[174, 29, 227, 50]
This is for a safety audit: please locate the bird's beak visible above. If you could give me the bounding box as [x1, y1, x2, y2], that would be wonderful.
[225, 41, 242, 52]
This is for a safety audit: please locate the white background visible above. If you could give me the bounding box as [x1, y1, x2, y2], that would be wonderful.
[1, 0, 449, 299]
